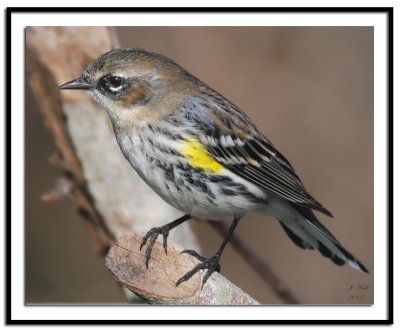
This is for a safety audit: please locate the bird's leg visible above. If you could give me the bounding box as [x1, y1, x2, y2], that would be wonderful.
[177, 215, 242, 288]
[140, 214, 191, 268]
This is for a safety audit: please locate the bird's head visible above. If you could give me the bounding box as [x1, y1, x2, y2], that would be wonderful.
[60, 48, 195, 128]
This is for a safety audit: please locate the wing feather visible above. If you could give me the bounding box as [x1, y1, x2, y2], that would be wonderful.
[209, 137, 332, 216]
[174, 87, 332, 217]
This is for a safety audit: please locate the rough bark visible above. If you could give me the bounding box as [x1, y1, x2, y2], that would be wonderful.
[105, 231, 259, 305]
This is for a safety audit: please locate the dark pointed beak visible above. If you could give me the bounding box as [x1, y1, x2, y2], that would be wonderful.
[59, 76, 92, 90]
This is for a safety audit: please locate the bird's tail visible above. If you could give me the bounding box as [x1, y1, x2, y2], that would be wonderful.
[279, 205, 369, 273]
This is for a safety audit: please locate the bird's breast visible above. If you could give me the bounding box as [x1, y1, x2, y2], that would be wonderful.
[113, 124, 267, 219]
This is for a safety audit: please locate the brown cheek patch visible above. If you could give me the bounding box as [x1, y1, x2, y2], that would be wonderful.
[119, 83, 151, 108]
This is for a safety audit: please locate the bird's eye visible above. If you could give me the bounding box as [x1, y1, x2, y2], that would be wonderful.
[97, 75, 126, 94]
[109, 76, 123, 88]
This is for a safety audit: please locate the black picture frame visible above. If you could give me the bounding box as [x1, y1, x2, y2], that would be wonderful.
[6, 6, 393, 325]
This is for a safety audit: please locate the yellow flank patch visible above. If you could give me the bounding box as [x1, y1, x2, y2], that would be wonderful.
[180, 136, 224, 173]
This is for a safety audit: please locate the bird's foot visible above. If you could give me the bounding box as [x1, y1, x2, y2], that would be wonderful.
[176, 250, 221, 288]
[139, 226, 169, 268]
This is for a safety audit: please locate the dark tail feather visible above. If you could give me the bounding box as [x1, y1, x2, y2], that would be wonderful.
[280, 222, 314, 250]
[280, 204, 369, 273]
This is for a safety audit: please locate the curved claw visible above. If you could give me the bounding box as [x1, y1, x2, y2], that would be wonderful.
[201, 267, 217, 289]
[180, 249, 206, 262]
[139, 229, 155, 251]
[139, 215, 191, 269]
[175, 254, 221, 288]
[145, 234, 159, 268]
[161, 228, 169, 255]
[139, 227, 170, 268]
[176, 264, 204, 287]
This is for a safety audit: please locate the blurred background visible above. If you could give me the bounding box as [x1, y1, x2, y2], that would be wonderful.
[26, 27, 373, 304]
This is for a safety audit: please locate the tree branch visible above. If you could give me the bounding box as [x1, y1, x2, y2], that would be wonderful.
[105, 231, 259, 305]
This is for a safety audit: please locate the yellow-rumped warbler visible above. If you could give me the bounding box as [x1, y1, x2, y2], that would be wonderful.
[60, 48, 368, 287]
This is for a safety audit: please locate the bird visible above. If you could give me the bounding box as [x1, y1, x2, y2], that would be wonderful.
[60, 48, 368, 288]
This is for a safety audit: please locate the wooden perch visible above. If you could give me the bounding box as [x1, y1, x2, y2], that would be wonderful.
[106, 231, 259, 305]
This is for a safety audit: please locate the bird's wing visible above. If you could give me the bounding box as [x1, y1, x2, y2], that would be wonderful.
[177, 88, 332, 217]
[207, 132, 332, 216]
